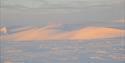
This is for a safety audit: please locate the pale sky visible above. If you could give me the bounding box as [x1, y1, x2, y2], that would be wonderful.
[0, 0, 125, 27]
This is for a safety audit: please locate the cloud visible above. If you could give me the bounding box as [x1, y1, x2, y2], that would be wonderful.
[10, 26, 32, 33]
[1, 0, 124, 9]
[1, 24, 61, 41]
[1, 25, 125, 41]
[68, 27, 125, 40]
[109, 55, 125, 61]
[1, 0, 45, 8]
[0, 26, 8, 34]
[114, 19, 125, 24]
[89, 56, 104, 60]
